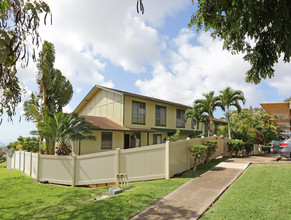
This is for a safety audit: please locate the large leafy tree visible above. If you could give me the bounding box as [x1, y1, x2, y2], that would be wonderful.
[189, 0, 291, 84]
[6, 136, 39, 152]
[24, 41, 73, 154]
[219, 87, 246, 139]
[229, 108, 281, 144]
[194, 91, 222, 136]
[34, 112, 96, 155]
[0, 0, 50, 120]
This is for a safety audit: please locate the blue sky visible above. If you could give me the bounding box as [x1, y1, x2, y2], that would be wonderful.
[1, 0, 290, 145]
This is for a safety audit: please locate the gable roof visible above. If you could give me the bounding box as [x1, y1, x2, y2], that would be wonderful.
[74, 85, 192, 113]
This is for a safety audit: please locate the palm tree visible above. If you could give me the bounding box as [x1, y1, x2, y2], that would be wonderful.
[194, 91, 222, 136]
[185, 106, 208, 137]
[23, 93, 43, 152]
[219, 87, 246, 139]
[34, 112, 96, 155]
[37, 41, 55, 106]
[46, 68, 73, 115]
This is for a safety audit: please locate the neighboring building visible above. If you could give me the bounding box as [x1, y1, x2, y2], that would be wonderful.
[72, 85, 201, 155]
[260, 102, 291, 135]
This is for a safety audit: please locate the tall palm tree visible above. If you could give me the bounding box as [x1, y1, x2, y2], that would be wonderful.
[23, 93, 47, 153]
[46, 68, 73, 115]
[36, 41, 55, 105]
[34, 112, 96, 155]
[185, 106, 208, 136]
[194, 91, 222, 136]
[219, 87, 246, 139]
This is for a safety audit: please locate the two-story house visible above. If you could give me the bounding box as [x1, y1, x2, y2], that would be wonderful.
[72, 85, 201, 155]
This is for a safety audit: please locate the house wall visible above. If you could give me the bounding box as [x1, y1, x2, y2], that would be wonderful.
[78, 89, 124, 125]
[72, 130, 124, 155]
[123, 96, 194, 131]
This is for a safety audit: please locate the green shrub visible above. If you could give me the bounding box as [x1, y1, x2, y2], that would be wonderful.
[189, 145, 208, 171]
[244, 142, 254, 155]
[166, 130, 180, 142]
[227, 140, 244, 157]
[205, 140, 217, 162]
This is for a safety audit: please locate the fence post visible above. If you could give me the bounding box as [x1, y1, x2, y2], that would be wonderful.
[23, 151, 26, 173]
[186, 138, 191, 171]
[36, 153, 40, 182]
[30, 152, 33, 177]
[115, 148, 120, 185]
[13, 152, 16, 169]
[19, 150, 21, 170]
[71, 154, 76, 187]
[165, 141, 170, 179]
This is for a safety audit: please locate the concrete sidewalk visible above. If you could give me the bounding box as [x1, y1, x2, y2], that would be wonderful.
[132, 161, 249, 220]
[132, 154, 289, 220]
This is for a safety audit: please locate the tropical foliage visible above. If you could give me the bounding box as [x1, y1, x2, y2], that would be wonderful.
[0, 0, 50, 120]
[230, 108, 281, 145]
[204, 140, 217, 162]
[34, 112, 96, 155]
[166, 130, 180, 142]
[194, 91, 223, 136]
[227, 140, 244, 157]
[189, 0, 291, 84]
[23, 41, 73, 154]
[185, 106, 208, 137]
[189, 145, 208, 171]
[219, 87, 246, 139]
[6, 136, 39, 152]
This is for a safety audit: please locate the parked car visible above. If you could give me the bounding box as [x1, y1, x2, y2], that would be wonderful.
[279, 138, 291, 158]
[270, 140, 281, 153]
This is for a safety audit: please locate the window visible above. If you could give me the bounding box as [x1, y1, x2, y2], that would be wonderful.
[191, 120, 197, 129]
[132, 101, 146, 124]
[155, 105, 166, 126]
[101, 132, 112, 149]
[153, 134, 162, 145]
[176, 109, 185, 128]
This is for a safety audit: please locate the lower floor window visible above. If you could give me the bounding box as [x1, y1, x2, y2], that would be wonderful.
[153, 134, 162, 145]
[101, 132, 112, 149]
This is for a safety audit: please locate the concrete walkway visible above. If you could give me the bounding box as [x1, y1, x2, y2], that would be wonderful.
[132, 154, 289, 220]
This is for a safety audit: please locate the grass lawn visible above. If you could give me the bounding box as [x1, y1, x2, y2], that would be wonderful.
[0, 158, 225, 219]
[202, 164, 291, 220]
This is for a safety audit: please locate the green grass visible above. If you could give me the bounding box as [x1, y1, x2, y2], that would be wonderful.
[0, 158, 225, 219]
[202, 164, 291, 220]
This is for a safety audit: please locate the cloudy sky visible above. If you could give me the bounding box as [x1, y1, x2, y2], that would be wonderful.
[1, 0, 291, 144]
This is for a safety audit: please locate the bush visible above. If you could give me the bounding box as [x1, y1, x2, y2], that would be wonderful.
[189, 145, 208, 171]
[244, 142, 254, 155]
[205, 140, 217, 162]
[227, 140, 244, 157]
[166, 130, 180, 142]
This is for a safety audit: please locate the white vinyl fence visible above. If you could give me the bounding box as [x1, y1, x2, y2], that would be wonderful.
[7, 136, 236, 186]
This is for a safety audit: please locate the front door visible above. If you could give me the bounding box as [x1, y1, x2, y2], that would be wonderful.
[124, 134, 130, 149]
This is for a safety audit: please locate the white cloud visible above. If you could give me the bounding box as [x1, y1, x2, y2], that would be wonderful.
[136, 29, 263, 108]
[38, 0, 188, 84]
[264, 59, 291, 96]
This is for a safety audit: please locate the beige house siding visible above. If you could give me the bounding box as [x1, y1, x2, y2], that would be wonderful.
[123, 96, 192, 130]
[72, 130, 124, 155]
[78, 89, 124, 125]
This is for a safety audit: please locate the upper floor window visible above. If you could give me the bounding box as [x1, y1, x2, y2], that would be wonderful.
[176, 109, 185, 128]
[132, 101, 146, 124]
[155, 105, 166, 126]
